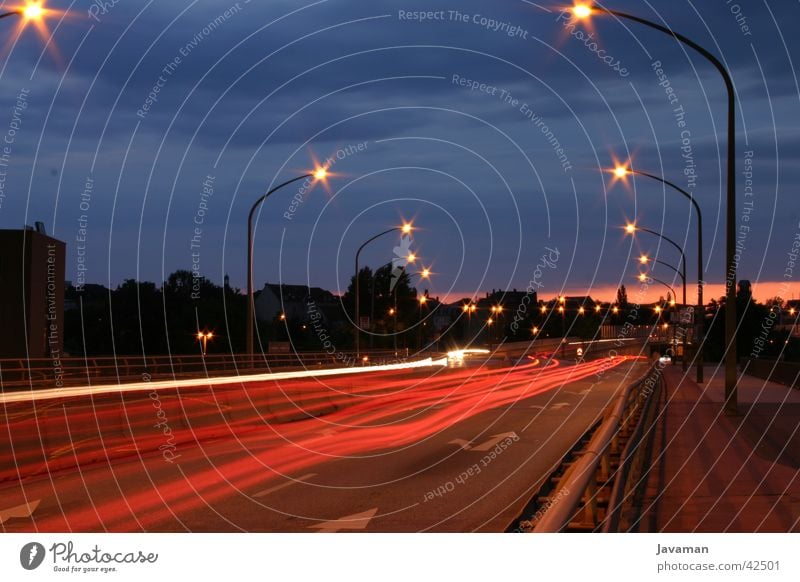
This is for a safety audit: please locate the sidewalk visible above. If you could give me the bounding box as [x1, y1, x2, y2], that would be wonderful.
[640, 365, 800, 532]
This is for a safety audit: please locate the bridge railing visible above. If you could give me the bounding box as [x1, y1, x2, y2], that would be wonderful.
[0, 349, 407, 390]
[526, 363, 665, 532]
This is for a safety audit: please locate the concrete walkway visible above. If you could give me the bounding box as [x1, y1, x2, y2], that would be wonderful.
[640, 365, 800, 532]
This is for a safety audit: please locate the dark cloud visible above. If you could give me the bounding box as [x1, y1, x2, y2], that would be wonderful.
[0, 0, 796, 300]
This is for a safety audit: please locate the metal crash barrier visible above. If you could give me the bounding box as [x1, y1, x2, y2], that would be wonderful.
[521, 364, 665, 532]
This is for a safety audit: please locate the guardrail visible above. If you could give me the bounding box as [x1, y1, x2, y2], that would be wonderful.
[0, 350, 407, 390]
[517, 363, 664, 532]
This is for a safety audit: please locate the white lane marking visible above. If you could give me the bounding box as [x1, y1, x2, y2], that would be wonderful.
[471, 432, 518, 452]
[0, 499, 40, 524]
[253, 473, 317, 498]
[448, 438, 473, 450]
[310, 507, 378, 532]
[449, 432, 518, 452]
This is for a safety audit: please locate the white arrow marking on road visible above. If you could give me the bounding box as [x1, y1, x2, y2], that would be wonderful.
[550, 402, 571, 410]
[0, 499, 40, 524]
[471, 432, 518, 452]
[530, 405, 545, 410]
[253, 473, 317, 498]
[448, 438, 473, 450]
[310, 507, 378, 532]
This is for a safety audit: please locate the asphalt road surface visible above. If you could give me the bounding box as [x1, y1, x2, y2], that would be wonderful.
[0, 355, 647, 532]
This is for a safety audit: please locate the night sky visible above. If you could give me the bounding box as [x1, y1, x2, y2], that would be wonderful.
[1, 0, 798, 304]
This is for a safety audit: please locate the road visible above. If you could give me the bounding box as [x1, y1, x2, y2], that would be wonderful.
[0, 354, 646, 532]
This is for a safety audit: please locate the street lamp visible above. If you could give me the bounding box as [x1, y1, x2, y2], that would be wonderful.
[1, 2, 47, 22]
[626, 223, 693, 373]
[639, 254, 686, 306]
[638, 271, 677, 304]
[569, 0, 737, 412]
[196, 331, 213, 357]
[417, 294, 429, 350]
[391, 266, 431, 351]
[613, 164, 704, 381]
[246, 166, 329, 357]
[354, 222, 414, 358]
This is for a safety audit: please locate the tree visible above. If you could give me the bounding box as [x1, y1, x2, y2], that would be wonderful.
[616, 284, 629, 309]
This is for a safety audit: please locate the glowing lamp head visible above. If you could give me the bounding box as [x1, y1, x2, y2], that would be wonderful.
[197, 332, 204, 340]
[558, 306, 565, 314]
[655, 306, 662, 314]
[614, 166, 629, 179]
[639, 255, 650, 264]
[462, 304, 469, 313]
[572, 3, 593, 19]
[595, 305, 601, 312]
[22, 2, 44, 20]
[420, 268, 431, 279]
[638, 273, 648, 283]
[487, 318, 493, 325]
[532, 326, 539, 334]
[625, 223, 637, 235]
[312, 166, 328, 181]
[401, 222, 413, 234]
[406, 252, 416, 263]
[540, 305, 547, 313]
[670, 299, 676, 307]
[419, 295, 427, 305]
[612, 306, 619, 314]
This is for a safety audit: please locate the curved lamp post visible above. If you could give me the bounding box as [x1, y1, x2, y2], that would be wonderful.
[638, 272, 677, 305]
[570, 0, 736, 410]
[247, 167, 328, 357]
[627, 223, 691, 371]
[354, 223, 413, 359]
[639, 254, 685, 306]
[385, 265, 431, 352]
[625, 223, 687, 296]
[615, 165, 705, 382]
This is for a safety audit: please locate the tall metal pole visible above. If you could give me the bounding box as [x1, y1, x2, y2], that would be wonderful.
[632, 170, 704, 382]
[247, 174, 313, 358]
[595, 3, 736, 410]
[354, 227, 401, 360]
[631, 226, 690, 370]
[647, 258, 686, 306]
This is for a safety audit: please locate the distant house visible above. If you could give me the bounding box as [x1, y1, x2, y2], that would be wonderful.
[254, 283, 341, 323]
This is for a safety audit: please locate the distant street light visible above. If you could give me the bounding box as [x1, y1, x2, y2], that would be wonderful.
[614, 165, 704, 381]
[354, 222, 414, 358]
[637, 272, 677, 306]
[626, 223, 695, 375]
[246, 166, 329, 357]
[569, 0, 737, 411]
[639, 254, 686, 306]
[196, 331, 213, 356]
